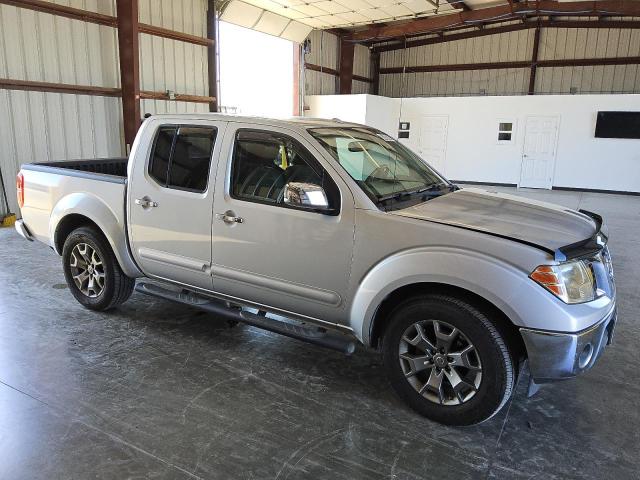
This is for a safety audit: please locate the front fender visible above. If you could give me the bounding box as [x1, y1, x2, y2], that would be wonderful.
[50, 192, 141, 278]
[350, 247, 533, 345]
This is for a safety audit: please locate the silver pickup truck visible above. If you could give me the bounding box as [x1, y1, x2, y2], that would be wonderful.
[15, 114, 616, 425]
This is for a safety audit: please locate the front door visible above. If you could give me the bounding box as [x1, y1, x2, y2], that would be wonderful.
[520, 115, 559, 189]
[418, 115, 449, 174]
[210, 123, 355, 325]
[128, 118, 227, 290]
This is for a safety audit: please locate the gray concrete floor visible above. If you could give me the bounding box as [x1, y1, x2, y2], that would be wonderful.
[1, 187, 639, 480]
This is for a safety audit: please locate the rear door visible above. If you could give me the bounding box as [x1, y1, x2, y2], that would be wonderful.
[128, 118, 226, 290]
[210, 123, 355, 324]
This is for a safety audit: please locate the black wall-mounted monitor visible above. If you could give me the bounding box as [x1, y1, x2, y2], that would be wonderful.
[595, 111, 640, 139]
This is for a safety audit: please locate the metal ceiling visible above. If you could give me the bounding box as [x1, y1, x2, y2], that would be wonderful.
[232, 0, 472, 29]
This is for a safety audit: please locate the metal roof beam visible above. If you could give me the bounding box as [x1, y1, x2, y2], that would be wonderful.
[348, 1, 640, 42]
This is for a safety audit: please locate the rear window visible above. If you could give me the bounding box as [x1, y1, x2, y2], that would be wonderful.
[149, 127, 176, 186]
[148, 125, 217, 193]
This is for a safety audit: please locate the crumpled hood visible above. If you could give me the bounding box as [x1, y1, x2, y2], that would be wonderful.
[392, 187, 597, 252]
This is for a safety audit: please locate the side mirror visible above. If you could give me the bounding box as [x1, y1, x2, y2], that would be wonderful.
[283, 182, 331, 212]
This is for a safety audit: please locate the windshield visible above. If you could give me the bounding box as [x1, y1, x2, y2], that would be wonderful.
[309, 127, 455, 211]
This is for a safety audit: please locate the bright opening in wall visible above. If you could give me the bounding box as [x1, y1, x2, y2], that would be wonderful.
[218, 21, 294, 118]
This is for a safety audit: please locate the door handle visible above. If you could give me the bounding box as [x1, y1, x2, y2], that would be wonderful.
[135, 197, 158, 208]
[216, 212, 244, 224]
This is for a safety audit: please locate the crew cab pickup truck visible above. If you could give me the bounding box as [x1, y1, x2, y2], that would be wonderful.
[15, 114, 616, 425]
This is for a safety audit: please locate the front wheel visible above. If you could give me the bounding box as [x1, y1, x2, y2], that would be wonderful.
[382, 294, 515, 426]
[62, 226, 135, 311]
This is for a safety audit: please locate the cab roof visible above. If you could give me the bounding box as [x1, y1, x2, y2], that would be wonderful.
[144, 113, 368, 133]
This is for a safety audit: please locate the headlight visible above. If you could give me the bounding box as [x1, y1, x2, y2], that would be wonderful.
[530, 260, 596, 304]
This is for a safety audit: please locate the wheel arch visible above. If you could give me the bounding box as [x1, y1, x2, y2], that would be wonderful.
[349, 247, 531, 361]
[54, 213, 101, 253]
[50, 193, 141, 278]
[369, 282, 526, 363]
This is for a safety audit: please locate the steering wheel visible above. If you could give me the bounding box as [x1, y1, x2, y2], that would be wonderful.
[365, 165, 394, 183]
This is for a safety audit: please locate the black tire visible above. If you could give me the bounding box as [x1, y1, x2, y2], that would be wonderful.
[381, 294, 514, 426]
[62, 226, 135, 311]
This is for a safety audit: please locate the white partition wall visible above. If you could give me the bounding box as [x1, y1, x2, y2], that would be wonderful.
[306, 93, 640, 194]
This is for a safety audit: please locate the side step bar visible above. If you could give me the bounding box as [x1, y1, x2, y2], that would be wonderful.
[135, 282, 356, 355]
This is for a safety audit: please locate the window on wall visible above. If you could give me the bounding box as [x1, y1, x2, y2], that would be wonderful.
[148, 126, 217, 193]
[497, 121, 515, 144]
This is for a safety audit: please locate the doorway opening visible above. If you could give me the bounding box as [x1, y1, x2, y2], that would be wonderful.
[218, 22, 294, 118]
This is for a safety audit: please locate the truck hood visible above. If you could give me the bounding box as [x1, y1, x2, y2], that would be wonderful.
[391, 187, 597, 253]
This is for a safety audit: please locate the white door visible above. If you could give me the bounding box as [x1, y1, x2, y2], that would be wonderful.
[418, 115, 449, 173]
[520, 116, 559, 189]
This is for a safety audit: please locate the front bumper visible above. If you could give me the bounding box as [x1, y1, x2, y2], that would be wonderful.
[520, 306, 616, 383]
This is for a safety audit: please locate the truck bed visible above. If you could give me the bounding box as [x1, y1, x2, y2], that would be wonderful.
[22, 158, 128, 181]
[19, 157, 129, 248]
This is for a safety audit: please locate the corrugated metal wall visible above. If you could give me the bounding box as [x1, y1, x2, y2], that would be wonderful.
[536, 20, 640, 94]
[0, 1, 122, 216]
[352, 43, 372, 94]
[0, 0, 210, 217]
[380, 25, 533, 97]
[379, 19, 640, 97]
[304, 30, 372, 95]
[139, 0, 209, 114]
[304, 29, 339, 95]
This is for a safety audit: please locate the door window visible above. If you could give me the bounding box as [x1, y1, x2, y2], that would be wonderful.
[148, 125, 217, 193]
[230, 129, 339, 212]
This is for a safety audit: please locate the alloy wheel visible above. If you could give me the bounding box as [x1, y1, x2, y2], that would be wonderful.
[69, 243, 105, 298]
[399, 319, 482, 406]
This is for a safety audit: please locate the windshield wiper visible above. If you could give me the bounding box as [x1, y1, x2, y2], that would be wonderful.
[377, 182, 453, 203]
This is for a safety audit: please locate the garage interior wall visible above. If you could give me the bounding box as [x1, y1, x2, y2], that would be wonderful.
[305, 93, 640, 193]
[138, 0, 209, 115]
[379, 18, 640, 97]
[304, 30, 339, 95]
[304, 29, 372, 96]
[0, 0, 210, 217]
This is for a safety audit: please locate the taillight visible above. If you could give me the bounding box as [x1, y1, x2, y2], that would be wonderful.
[16, 172, 24, 209]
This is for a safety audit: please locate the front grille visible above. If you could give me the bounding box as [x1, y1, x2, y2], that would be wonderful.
[602, 245, 614, 281]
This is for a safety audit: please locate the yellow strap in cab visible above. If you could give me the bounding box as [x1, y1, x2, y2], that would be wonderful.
[279, 145, 288, 169]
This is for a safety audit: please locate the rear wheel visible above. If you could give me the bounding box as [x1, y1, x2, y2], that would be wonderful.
[62, 226, 135, 311]
[382, 294, 514, 426]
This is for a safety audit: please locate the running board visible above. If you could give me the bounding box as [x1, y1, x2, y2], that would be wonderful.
[135, 282, 356, 355]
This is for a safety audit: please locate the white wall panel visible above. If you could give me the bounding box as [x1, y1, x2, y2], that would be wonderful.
[310, 93, 640, 193]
